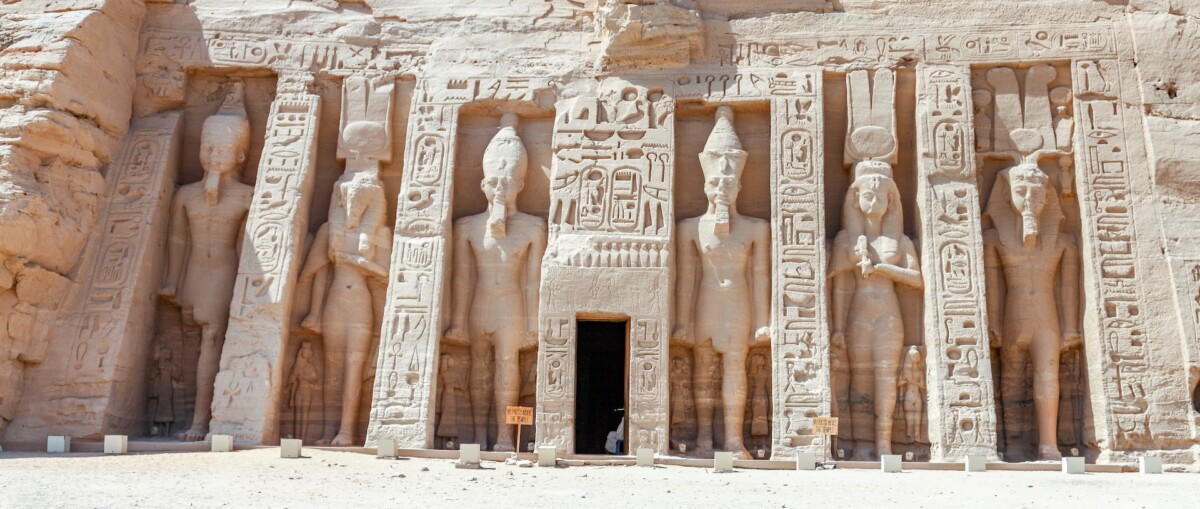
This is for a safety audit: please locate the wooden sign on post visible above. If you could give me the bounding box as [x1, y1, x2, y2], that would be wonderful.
[813, 416, 839, 464]
[506, 406, 533, 455]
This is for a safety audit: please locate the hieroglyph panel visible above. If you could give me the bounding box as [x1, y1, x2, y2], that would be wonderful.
[769, 69, 829, 459]
[210, 75, 321, 444]
[1071, 59, 1157, 453]
[914, 64, 999, 461]
[538, 78, 675, 455]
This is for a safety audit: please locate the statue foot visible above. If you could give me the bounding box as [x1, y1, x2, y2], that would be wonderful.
[330, 432, 355, 447]
[176, 426, 208, 442]
[849, 445, 874, 461]
[493, 441, 516, 453]
[1037, 445, 1064, 461]
[315, 438, 333, 446]
[730, 448, 753, 461]
[692, 441, 714, 457]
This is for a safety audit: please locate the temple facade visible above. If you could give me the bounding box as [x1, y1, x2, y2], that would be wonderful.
[1, 0, 1198, 469]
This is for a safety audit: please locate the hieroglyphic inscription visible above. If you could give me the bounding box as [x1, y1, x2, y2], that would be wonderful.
[769, 68, 828, 458]
[210, 78, 321, 443]
[538, 78, 675, 454]
[139, 29, 425, 73]
[367, 79, 461, 448]
[721, 24, 1116, 68]
[62, 114, 182, 391]
[915, 64, 998, 460]
[1071, 59, 1152, 450]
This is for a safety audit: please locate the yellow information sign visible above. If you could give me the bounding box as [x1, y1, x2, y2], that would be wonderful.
[506, 406, 534, 425]
[813, 416, 839, 436]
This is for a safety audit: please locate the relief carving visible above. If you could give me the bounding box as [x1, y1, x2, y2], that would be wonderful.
[158, 82, 254, 441]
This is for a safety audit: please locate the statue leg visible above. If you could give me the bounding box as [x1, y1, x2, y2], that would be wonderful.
[872, 334, 903, 457]
[492, 329, 522, 452]
[846, 333, 874, 460]
[331, 323, 372, 446]
[999, 340, 1029, 459]
[692, 344, 717, 455]
[320, 320, 348, 445]
[719, 346, 751, 459]
[469, 336, 493, 448]
[179, 319, 226, 441]
[1030, 330, 1063, 460]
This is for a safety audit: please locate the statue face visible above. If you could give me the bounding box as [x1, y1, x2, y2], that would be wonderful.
[1009, 174, 1047, 218]
[481, 170, 524, 205]
[856, 177, 890, 219]
[699, 149, 745, 206]
[199, 138, 243, 175]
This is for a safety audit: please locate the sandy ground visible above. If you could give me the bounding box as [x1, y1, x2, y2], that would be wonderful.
[0, 448, 1194, 509]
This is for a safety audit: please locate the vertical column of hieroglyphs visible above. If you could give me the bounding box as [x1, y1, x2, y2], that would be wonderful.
[538, 78, 675, 454]
[914, 64, 999, 461]
[769, 69, 829, 459]
[41, 113, 184, 436]
[1070, 59, 1156, 454]
[210, 73, 321, 443]
[367, 81, 461, 448]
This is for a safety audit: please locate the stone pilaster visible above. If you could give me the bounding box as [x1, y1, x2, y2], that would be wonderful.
[365, 82, 460, 449]
[1072, 59, 1198, 465]
[209, 74, 321, 444]
[914, 64, 1000, 461]
[4, 112, 182, 441]
[768, 69, 830, 459]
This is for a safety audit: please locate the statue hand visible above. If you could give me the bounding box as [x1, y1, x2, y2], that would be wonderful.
[753, 326, 771, 346]
[988, 327, 1002, 349]
[521, 328, 539, 351]
[671, 324, 693, 346]
[1061, 330, 1082, 352]
[158, 283, 177, 303]
[830, 331, 846, 352]
[300, 314, 321, 334]
[860, 260, 875, 278]
[444, 324, 468, 346]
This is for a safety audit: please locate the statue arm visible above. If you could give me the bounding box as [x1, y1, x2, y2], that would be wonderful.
[1060, 235, 1081, 334]
[672, 225, 698, 345]
[445, 221, 474, 342]
[983, 232, 1005, 348]
[161, 192, 188, 295]
[830, 236, 854, 337]
[874, 238, 924, 289]
[752, 224, 771, 339]
[523, 223, 547, 339]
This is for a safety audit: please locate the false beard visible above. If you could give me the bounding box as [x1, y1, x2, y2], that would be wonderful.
[204, 171, 221, 206]
[712, 202, 731, 236]
[1021, 211, 1039, 248]
[487, 198, 508, 238]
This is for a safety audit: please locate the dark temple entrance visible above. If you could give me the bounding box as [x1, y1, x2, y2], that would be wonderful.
[575, 319, 628, 455]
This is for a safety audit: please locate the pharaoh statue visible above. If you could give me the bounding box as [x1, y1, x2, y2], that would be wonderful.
[285, 341, 321, 441]
[444, 113, 547, 452]
[983, 128, 1081, 461]
[672, 106, 771, 460]
[298, 107, 393, 446]
[830, 126, 923, 460]
[159, 81, 255, 441]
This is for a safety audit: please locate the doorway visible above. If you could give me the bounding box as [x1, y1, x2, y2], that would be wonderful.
[574, 319, 628, 454]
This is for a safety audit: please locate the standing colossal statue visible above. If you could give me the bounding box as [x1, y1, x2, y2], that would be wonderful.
[673, 106, 771, 460]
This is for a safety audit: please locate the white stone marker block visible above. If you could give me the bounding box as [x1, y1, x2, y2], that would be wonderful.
[211, 435, 234, 453]
[714, 451, 734, 473]
[458, 443, 481, 467]
[103, 435, 128, 454]
[376, 438, 397, 458]
[881, 454, 903, 473]
[46, 436, 70, 453]
[636, 448, 654, 467]
[1139, 456, 1163, 474]
[965, 455, 987, 472]
[1062, 457, 1085, 474]
[280, 439, 302, 459]
[537, 446, 556, 467]
[795, 452, 817, 471]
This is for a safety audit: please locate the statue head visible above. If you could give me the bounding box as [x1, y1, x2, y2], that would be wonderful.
[481, 112, 528, 238]
[905, 345, 923, 369]
[199, 81, 250, 205]
[842, 161, 903, 239]
[699, 106, 746, 235]
[985, 163, 1063, 251]
[297, 340, 313, 360]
